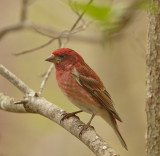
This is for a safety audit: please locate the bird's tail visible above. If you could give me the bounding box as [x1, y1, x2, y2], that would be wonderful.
[101, 112, 128, 150]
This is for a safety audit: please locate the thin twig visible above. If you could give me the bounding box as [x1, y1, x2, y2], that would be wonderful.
[14, 24, 90, 56]
[39, 71, 47, 77]
[13, 38, 56, 56]
[70, 0, 93, 31]
[32, 22, 100, 43]
[0, 21, 101, 43]
[62, 0, 93, 47]
[38, 64, 54, 94]
[69, 0, 86, 25]
[34, 28, 54, 38]
[72, 21, 91, 34]
[21, 0, 29, 22]
[58, 38, 63, 48]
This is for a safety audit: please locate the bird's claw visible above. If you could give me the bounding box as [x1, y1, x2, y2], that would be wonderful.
[34, 92, 39, 97]
[78, 123, 94, 137]
[60, 112, 80, 124]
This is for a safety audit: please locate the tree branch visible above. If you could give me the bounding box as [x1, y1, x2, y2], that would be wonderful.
[0, 93, 26, 113]
[0, 64, 119, 156]
[0, 23, 24, 40]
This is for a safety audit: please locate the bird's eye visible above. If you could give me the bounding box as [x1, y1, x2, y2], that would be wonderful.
[59, 55, 65, 59]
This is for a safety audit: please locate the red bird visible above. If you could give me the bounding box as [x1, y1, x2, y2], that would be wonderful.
[45, 48, 128, 150]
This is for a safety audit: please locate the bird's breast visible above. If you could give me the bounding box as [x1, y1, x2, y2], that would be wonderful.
[56, 71, 101, 114]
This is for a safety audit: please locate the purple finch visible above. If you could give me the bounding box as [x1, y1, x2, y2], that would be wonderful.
[45, 48, 128, 150]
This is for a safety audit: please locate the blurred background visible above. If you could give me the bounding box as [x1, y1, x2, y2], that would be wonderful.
[0, 0, 146, 155]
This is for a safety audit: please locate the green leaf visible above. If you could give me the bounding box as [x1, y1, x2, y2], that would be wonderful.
[77, 3, 111, 21]
[70, 2, 113, 22]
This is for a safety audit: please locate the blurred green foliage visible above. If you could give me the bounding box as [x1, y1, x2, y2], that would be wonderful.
[69, 0, 158, 37]
[73, 2, 112, 21]
[69, 1, 130, 36]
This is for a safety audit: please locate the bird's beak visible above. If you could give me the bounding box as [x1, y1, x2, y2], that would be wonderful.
[45, 54, 56, 63]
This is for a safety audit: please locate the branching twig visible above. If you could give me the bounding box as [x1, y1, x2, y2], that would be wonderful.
[0, 21, 101, 42]
[69, 0, 86, 25]
[70, 0, 93, 31]
[32, 22, 100, 42]
[62, 0, 93, 46]
[0, 0, 29, 40]
[14, 0, 93, 56]
[0, 65, 119, 156]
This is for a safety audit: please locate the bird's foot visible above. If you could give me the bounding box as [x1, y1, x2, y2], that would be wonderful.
[60, 110, 83, 124]
[78, 123, 94, 137]
[34, 92, 40, 97]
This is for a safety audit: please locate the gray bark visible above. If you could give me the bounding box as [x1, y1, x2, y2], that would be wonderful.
[146, 1, 160, 155]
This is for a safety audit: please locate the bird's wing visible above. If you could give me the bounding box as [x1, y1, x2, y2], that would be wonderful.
[72, 66, 122, 122]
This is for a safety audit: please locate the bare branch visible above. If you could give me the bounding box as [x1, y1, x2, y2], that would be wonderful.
[20, 0, 29, 22]
[39, 64, 54, 94]
[21, 0, 93, 55]
[62, 0, 93, 46]
[0, 93, 27, 113]
[13, 22, 91, 56]
[0, 23, 24, 40]
[0, 21, 101, 44]
[58, 38, 63, 48]
[34, 28, 54, 38]
[32, 23, 101, 43]
[13, 38, 56, 56]
[0, 64, 34, 95]
[0, 64, 119, 156]
[0, 0, 29, 40]
[70, 0, 93, 31]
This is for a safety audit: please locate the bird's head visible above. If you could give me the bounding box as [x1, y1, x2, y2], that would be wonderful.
[45, 48, 84, 70]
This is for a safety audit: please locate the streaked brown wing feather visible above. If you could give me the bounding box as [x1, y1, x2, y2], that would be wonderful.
[72, 65, 122, 122]
[92, 89, 122, 122]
